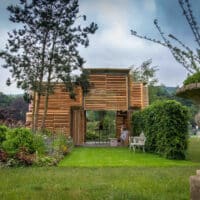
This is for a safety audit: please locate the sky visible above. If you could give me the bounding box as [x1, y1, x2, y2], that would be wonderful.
[0, 0, 199, 94]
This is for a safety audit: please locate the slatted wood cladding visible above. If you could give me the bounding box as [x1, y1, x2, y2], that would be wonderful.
[26, 84, 82, 135]
[26, 68, 149, 144]
[130, 82, 149, 108]
[84, 73, 128, 110]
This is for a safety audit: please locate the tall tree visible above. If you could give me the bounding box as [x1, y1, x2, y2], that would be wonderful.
[131, 0, 200, 74]
[131, 59, 158, 85]
[0, 0, 98, 131]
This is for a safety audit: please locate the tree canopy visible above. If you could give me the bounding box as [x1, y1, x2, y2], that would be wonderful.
[131, 59, 158, 86]
[0, 0, 98, 131]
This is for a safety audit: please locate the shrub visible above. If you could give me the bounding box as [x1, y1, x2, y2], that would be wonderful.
[2, 128, 35, 155]
[0, 125, 8, 148]
[132, 100, 189, 159]
[33, 133, 46, 155]
[15, 147, 35, 166]
[183, 71, 200, 85]
[53, 134, 73, 155]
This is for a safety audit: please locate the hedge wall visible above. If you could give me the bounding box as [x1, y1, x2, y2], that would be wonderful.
[132, 100, 189, 160]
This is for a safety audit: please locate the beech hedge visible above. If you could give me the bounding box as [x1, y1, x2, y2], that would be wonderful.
[132, 100, 189, 160]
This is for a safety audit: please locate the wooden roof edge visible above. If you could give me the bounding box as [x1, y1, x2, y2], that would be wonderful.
[85, 67, 131, 74]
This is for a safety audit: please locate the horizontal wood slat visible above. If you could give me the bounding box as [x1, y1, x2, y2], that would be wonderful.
[84, 74, 128, 110]
[26, 69, 149, 141]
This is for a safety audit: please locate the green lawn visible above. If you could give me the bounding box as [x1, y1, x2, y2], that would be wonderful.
[186, 137, 200, 162]
[59, 147, 198, 167]
[0, 137, 199, 200]
[0, 166, 198, 200]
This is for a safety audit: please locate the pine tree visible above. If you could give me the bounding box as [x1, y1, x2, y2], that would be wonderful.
[0, 0, 98, 131]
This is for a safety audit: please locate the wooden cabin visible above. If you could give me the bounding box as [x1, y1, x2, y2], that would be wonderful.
[26, 68, 149, 145]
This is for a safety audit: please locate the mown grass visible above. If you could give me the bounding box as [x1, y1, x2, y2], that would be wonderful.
[0, 137, 199, 200]
[0, 166, 198, 200]
[59, 147, 197, 167]
[186, 136, 200, 162]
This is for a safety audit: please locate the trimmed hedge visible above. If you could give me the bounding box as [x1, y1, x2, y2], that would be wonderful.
[132, 100, 189, 160]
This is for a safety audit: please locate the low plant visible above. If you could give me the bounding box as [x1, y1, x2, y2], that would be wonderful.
[53, 134, 73, 156]
[15, 147, 35, 166]
[33, 133, 46, 155]
[34, 155, 57, 167]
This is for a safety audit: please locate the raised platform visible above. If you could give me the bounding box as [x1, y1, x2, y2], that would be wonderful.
[176, 83, 200, 104]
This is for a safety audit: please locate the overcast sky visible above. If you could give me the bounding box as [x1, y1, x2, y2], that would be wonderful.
[0, 0, 199, 94]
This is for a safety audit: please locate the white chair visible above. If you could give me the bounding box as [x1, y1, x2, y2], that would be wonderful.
[129, 134, 146, 152]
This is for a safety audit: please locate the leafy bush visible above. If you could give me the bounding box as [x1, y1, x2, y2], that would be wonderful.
[33, 133, 46, 155]
[15, 147, 35, 166]
[132, 100, 189, 159]
[183, 71, 200, 85]
[53, 133, 69, 155]
[2, 128, 35, 155]
[0, 126, 73, 167]
[0, 125, 8, 147]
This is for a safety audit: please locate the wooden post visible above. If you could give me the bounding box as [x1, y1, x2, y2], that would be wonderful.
[190, 170, 200, 200]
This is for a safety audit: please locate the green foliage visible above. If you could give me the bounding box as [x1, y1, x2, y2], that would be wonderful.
[149, 85, 199, 127]
[131, 111, 143, 136]
[0, 92, 28, 122]
[15, 147, 35, 166]
[0, 126, 73, 167]
[2, 128, 35, 155]
[0, 125, 8, 147]
[132, 100, 189, 159]
[32, 134, 46, 155]
[86, 121, 99, 141]
[86, 111, 116, 141]
[34, 156, 57, 167]
[149, 85, 172, 104]
[0, 92, 12, 108]
[53, 134, 70, 155]
[183, 71, 200, 85]
[131, 59, 158, 85]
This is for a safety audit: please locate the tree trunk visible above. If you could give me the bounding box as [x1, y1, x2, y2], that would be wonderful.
[33, 92, 41, 133]
[31, 91, 36, 132]
[41, 31, 57, 131]
[34, 30, 49, 132]
[41, 84, 50, 130]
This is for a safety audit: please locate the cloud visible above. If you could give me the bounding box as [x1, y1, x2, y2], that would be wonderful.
[144, 0, 156, 13]
[0, 0, 190, 94]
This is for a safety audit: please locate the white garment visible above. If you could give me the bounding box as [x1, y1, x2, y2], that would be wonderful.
[120, 130, 128, 141]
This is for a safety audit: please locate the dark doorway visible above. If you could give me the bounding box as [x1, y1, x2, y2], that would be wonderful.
[85, 111, 116, 144]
